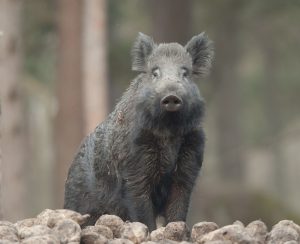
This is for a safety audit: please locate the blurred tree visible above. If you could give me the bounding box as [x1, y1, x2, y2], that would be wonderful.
[148, 0, 192, 44]
[257, 9, 285, 197]
[0, 0, 28, 221]
[55, 0, 109, 207]
[0, 103, 2, 219]
[54, 0, 84, 207]
[262, 39, 285, 196]
[210, 0, 245, 183]
[22, 0, 56, 85]
[82, 0, 109, 133]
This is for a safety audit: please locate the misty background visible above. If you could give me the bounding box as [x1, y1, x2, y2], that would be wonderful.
[1, 0, 300, 228]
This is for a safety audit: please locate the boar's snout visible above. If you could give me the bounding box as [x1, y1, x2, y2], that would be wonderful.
[160, 94, 183, 112]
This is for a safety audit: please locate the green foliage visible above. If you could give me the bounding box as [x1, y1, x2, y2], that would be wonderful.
[22, 0, 56, 86]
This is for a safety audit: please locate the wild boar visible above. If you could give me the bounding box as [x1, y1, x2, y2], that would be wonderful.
[64, 32, 214, 231]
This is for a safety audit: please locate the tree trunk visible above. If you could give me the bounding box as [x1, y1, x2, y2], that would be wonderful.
[55, 0, 109, 207]
[0, 0, 27, 221]
[55, 0, 84, 208]
[149, 0, 192, 44]
[211, 0, 244, 183]
[82, 0, 108, 134]
[0, 103, 2, 219]
[259, 27, 284, 197]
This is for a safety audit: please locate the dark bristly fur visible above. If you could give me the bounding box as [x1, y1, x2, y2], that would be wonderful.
[64, 32, 214, 231]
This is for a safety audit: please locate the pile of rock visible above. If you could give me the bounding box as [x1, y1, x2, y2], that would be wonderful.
[0, 209, 299, 243]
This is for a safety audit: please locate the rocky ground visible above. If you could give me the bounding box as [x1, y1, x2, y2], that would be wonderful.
[0, 209, 299, 243]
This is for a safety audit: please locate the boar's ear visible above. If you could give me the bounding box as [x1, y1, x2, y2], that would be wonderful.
[131, 32, 156, 72]
[185, 32, 214, 76]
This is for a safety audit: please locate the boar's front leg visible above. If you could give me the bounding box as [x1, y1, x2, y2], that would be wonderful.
[123, 168, 156, 230]
[123, 135, 158, 231]
[123, 181, 156, 230]
[165, 130, 205, 223]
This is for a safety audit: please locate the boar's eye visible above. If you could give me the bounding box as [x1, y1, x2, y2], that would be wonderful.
[152, 67, 160, 79]
[181, 67, 189, 79]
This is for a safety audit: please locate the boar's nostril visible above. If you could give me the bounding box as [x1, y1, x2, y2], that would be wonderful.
[162, 99, 169, 105]
[160, 95, 183, 112]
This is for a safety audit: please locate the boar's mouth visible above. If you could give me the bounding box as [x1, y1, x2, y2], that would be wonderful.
[136, 97, 204, 133]
[159, 100, 204, 131]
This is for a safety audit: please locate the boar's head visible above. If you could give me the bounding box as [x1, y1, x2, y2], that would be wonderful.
[131, 33, 214, 134]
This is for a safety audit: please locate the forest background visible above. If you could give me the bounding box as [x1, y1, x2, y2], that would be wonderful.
[1, 0, 300, 227]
